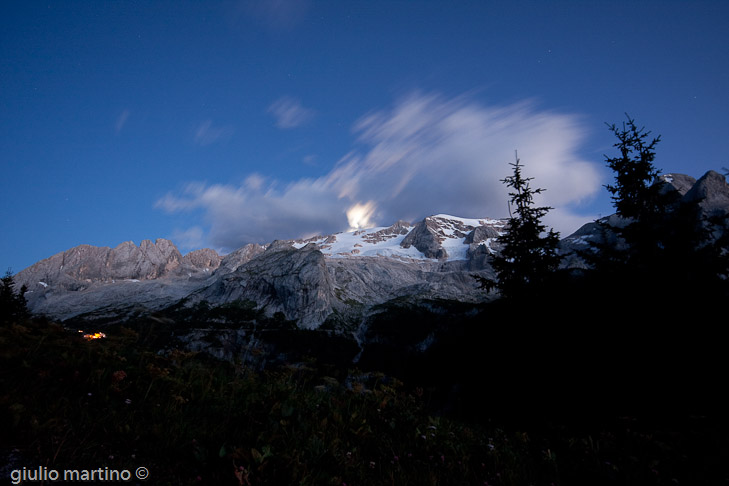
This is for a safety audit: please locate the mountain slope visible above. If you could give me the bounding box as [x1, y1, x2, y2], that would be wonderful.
[15, 215, 503, 324]
[168, 215, 506, 329]
[13, 171, 729, 327]
[15, 239, 221, 319]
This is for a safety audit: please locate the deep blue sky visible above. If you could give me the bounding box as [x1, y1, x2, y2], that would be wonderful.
[2, 1, 728, 273]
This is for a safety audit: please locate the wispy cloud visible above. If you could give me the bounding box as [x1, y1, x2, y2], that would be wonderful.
[169, 226, 205, 252]
[240, 0, 309, 31]
[158, 92, 603, 251]
[267, 96, 315, 129]
[115, 109, 130, 134]
[194, 120, 234, 146]
[302, 154, 318, 166]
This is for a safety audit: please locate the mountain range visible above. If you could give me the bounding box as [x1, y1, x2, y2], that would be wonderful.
[14, 170, 729, 331]
[15, 214, 503, 327]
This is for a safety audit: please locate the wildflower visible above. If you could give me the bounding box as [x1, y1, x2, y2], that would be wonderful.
[234, 466, 250, 485]
[124, 398, 132, 405]
[112, 370, 127, 383]
[369, 461, 376, 469]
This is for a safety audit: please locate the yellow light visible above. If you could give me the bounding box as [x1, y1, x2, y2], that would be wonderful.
[82, 332, 107, 340]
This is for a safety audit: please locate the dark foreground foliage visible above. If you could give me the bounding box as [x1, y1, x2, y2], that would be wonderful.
[2, 315, 728, 486]
[1, 270, 29, 325]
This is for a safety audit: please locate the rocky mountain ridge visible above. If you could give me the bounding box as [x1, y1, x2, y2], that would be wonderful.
[16, 238, 220, 289]
[15, 214, 505, 324]
[560, 169, 729, 255]
[14, 170, 729, 328]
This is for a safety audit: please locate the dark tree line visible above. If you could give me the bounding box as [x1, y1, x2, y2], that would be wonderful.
[1, 269, 29, 324]
[487, 115, 729, 305]
[583, 116, 729, 303]
[477, 116, 729, 414]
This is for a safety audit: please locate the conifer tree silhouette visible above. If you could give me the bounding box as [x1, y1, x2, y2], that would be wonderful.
[1, 269, 28, 324]
[484, 153, 561, 301]
[583, 115, 728, 301]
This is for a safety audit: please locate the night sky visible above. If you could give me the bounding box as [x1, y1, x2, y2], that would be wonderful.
[2, 1, 728, 273]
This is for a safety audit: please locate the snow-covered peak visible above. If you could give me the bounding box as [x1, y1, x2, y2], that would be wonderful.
[293, 215, 506, 261]
[293, 220, 419, 259]
[428, 214, 503, 227]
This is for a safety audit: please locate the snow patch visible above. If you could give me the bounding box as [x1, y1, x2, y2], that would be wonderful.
[294, 215, 505, 262]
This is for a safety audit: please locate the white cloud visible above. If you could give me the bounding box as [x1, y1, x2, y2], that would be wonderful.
[268, 96, 315, 129]
[194, 120, 234, 146]
[158, 92, 604, 251]
[169, 226, 205, 252]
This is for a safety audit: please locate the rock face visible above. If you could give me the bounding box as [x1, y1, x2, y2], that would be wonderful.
[659, 173, 696, 196]
[191, 242, 335, 329]
[15, 239, 222, 319]
[400, 215, 504, 260]
[216, 243, 267, 274]
[560, 170, 729, 259]
[401, 218, 450, 259]
[684, 170, 729, 218]
[16, 238, 211, 289]
[108, 239, 183, 279]
[16, 171, 728, 327]
[183, 248, 223, 269]
[253, 243, 334, 327]
[166, 216, 504, 329]
[15, 216, 504, 324]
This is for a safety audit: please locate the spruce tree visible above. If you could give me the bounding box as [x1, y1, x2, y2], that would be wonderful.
[487, 154, 561, 301]
[604, 116, 665, 221]
[600, 116, 679, 273]
[584, 115, 728, 301]
[1, 269, 29, 324]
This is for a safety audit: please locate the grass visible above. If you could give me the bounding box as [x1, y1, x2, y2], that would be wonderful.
[1, 316, 727, 485]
